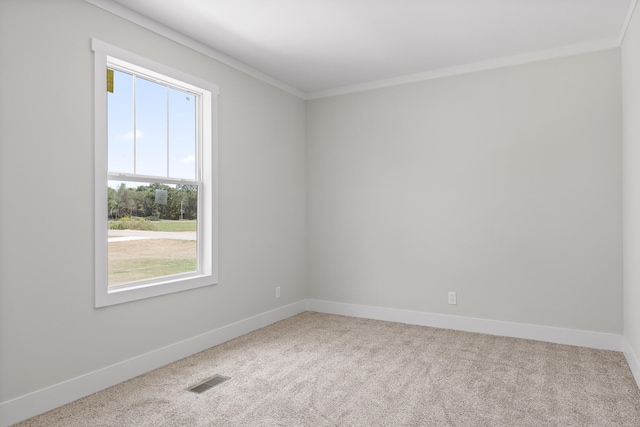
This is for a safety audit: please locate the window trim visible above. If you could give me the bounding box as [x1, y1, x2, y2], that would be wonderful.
[92, 38, 219, 308]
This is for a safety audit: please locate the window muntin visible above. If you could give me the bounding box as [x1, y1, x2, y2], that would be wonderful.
[93, 39, 218, 307]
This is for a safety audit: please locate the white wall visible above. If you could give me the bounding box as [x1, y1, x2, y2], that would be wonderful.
[623, 5, 640, 369]
[0, 0, 306, 403]
[307, 50, 623, 333]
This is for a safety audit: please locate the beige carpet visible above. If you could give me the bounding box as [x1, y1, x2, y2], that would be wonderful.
[15, 312, 640, 426]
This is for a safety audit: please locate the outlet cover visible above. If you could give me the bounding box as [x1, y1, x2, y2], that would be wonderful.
[448, 291, 457, 305]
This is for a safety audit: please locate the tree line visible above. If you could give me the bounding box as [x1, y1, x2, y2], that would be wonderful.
[108, 183, 197, 220]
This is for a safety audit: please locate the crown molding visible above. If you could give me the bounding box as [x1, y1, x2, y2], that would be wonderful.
[86, 0, 633, 101]
[306, 38, 620, 100]
[84, 0, 306, 99]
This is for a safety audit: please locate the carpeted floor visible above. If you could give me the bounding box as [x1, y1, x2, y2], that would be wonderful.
[15, 312, 640, 426]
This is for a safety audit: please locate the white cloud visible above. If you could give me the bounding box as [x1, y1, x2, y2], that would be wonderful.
[181, 154, 195, 163]
[122, 129, 144, 141]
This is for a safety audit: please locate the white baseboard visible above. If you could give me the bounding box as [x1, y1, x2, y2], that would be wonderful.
[624, 337, 640, 389]
[0, 300, 307, 427]
[307, 299, 623, 352]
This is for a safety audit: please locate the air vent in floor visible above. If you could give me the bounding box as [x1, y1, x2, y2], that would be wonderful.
[188, 375, 230, 394]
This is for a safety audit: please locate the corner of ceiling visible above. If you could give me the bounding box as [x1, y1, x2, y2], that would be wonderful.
[619, 0, 639, 45]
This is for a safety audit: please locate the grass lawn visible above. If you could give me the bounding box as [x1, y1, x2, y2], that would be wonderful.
[108, 220, 197, 233]
[108, 238, 196, 286]
[150, 220, 197, 232]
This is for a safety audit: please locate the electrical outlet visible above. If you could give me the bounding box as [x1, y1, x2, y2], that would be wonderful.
[276, 286, 281, 299]
[448, 291, 457, 305]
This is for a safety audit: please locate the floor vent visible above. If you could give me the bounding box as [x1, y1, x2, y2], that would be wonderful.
[188, 375, 230, 394]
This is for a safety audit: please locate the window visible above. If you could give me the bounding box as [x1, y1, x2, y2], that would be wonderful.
[93, 39, 218, 307]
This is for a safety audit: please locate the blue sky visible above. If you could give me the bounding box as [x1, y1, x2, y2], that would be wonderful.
[107, 68, 196, 187]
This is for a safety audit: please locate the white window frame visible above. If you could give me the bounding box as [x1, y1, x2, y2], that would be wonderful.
[92, 39, 219, 308]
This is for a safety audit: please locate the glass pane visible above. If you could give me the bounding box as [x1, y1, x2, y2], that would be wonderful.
[107, 180, 198, 287]
[169, 88, 197, 179]
[135, 77, 168, 177]
[107, 69, 134, 173]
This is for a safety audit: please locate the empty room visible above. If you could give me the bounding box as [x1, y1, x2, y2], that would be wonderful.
[2, 0, 640, 425]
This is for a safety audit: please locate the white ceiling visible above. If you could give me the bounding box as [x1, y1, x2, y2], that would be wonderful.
[96, 0, 635, 97]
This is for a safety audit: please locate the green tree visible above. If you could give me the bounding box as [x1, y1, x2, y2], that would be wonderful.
[107, 187, 118, 219]
[116, 183, 136, 217]
[107, 182, 199, 220]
